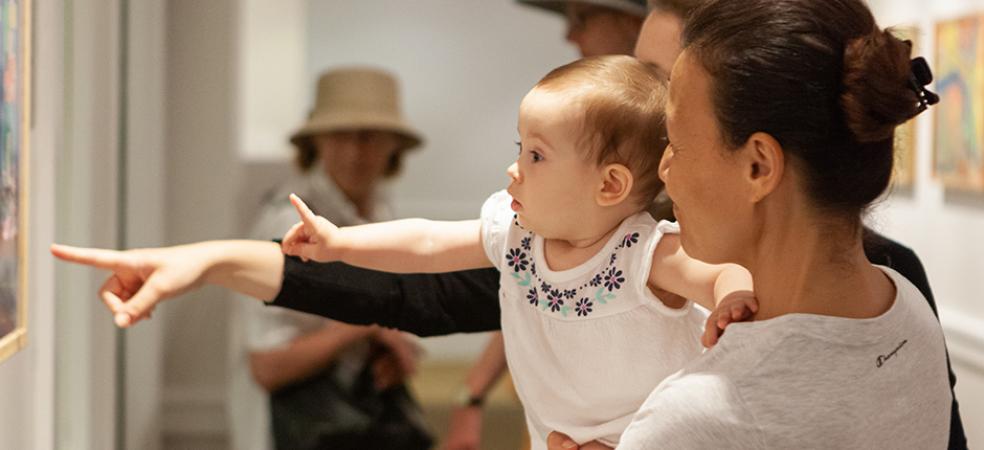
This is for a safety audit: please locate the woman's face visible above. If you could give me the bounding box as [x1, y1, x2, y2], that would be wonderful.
[660, 51, 752, 264]
[634, 10, 683, 80]
[315, 130, 401, 198]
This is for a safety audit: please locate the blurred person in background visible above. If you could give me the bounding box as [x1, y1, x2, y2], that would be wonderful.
[228, 67, 432, 450]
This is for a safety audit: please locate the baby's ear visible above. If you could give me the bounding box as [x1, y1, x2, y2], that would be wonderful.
[596, 163, 634, 207]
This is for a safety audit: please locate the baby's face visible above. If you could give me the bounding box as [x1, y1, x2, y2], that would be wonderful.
[508, 88, 603, 239]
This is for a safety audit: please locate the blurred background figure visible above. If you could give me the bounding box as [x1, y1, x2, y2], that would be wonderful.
[520, 0, 646, 56]
[228, 67, 432, 450]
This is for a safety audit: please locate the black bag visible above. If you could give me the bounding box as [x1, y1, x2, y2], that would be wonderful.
[270, 357, 434, 450]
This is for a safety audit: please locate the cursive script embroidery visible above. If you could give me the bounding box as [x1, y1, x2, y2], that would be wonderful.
[875, 340, 908, 368]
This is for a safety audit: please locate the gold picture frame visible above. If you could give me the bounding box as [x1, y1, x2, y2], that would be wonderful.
[0, 0, 32, 364]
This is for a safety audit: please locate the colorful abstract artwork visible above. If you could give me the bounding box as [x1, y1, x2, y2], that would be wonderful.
[934, 15, 984, 192]
[0, 0, 29, 364]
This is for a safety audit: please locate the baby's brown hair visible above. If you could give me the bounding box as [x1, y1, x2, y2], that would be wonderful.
[535, 55, 669, 210]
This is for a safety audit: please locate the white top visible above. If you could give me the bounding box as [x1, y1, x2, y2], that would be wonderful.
[479, 190, 708, 449]
[227, 169, 391, 450]
[618, 266, 952, 449]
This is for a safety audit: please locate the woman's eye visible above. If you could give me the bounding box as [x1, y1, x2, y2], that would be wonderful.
[515, 141, 522, 154]
[532, 151, 543, 163]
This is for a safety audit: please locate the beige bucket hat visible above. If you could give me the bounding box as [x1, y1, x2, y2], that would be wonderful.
[290, 67, 424, 153]
[516, 0, 648, 18]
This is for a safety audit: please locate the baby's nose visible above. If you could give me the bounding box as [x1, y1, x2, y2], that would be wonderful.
[506, 162, 520, 181]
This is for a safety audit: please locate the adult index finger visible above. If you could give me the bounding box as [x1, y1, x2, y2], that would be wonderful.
[50, 244, 127, 271]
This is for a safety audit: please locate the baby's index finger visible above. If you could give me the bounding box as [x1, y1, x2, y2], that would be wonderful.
[289, 193, 318, 223]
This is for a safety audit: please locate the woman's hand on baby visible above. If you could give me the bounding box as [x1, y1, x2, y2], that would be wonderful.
[50, 243, 211, 328]
[282, 193, 341, 262]
[702, 290, 758, 348]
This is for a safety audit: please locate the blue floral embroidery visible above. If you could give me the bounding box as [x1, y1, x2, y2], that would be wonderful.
[575, 298, 593, 316]
[546, 289, 564, 312]
[589, 274, 603, 287]
[603, 267, 624, 291]
[506, 248, 529, 272]
[508, 224, 644, 317]
[622, 232, 640, 248]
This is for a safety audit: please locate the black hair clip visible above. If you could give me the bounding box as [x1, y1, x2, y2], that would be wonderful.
[909, 56, 940, 114]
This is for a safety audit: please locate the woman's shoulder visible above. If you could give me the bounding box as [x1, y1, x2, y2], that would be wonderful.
[619, 361, 767, 449]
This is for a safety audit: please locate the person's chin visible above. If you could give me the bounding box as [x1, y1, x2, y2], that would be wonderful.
[514, 214, 534, 232]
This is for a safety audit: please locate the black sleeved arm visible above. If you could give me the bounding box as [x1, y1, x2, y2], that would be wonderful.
[268, 255, 502, 337]
[863, 230, 967, 450]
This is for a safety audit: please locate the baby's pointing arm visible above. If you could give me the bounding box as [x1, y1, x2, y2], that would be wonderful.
[283, 194, 492, 273]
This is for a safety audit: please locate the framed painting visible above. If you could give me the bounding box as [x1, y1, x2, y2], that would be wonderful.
[934, 15, 984, 193]
[0, 0, 31, 364]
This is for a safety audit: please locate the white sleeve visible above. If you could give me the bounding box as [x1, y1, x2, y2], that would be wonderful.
[655, 219, 680, 235]
[479, 190, 515, 272]
[242, 202, 329, 351]
[617, 374, 766, 449]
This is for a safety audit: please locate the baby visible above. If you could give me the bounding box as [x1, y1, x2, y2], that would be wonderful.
[282, 55, 756, 449]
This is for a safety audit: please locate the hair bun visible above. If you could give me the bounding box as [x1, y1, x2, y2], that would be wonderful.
[841, 29, 920, 143]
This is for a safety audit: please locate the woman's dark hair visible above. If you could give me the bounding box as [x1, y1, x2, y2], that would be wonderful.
[682, 0, 924, 219]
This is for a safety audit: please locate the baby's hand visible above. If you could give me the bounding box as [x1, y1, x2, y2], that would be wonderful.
[702, 290, 758, 348]
[281, 194, 341, 262]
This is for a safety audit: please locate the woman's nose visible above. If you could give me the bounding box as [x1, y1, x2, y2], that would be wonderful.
[658, 145, 672, 184]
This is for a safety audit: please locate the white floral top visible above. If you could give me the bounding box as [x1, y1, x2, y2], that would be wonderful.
[479, 190, 708, 449]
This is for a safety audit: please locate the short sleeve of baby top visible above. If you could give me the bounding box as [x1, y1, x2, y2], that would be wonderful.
[479, 190, 709, 449]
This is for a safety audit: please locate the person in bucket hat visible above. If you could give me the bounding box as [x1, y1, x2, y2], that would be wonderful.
[517, 0, 647, 57]
[229, 66, 429, 450]
[290, 67, 423, 180]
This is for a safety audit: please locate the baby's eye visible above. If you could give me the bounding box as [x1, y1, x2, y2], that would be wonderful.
[515, 141, 522, 154]
[531, 151, 543, 163]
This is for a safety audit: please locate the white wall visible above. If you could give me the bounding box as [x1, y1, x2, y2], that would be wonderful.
[123, 1, 168, 449]
[55, 0, 123, 448]
[866, 0, 984, 446]
[161, 0, 242, 445]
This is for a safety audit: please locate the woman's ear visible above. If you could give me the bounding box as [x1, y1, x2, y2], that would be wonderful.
[597, 163, 634, 207]
[741, 132, 784, 203]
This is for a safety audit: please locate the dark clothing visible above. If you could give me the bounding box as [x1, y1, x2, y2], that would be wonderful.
[271, 230, 967, 449]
